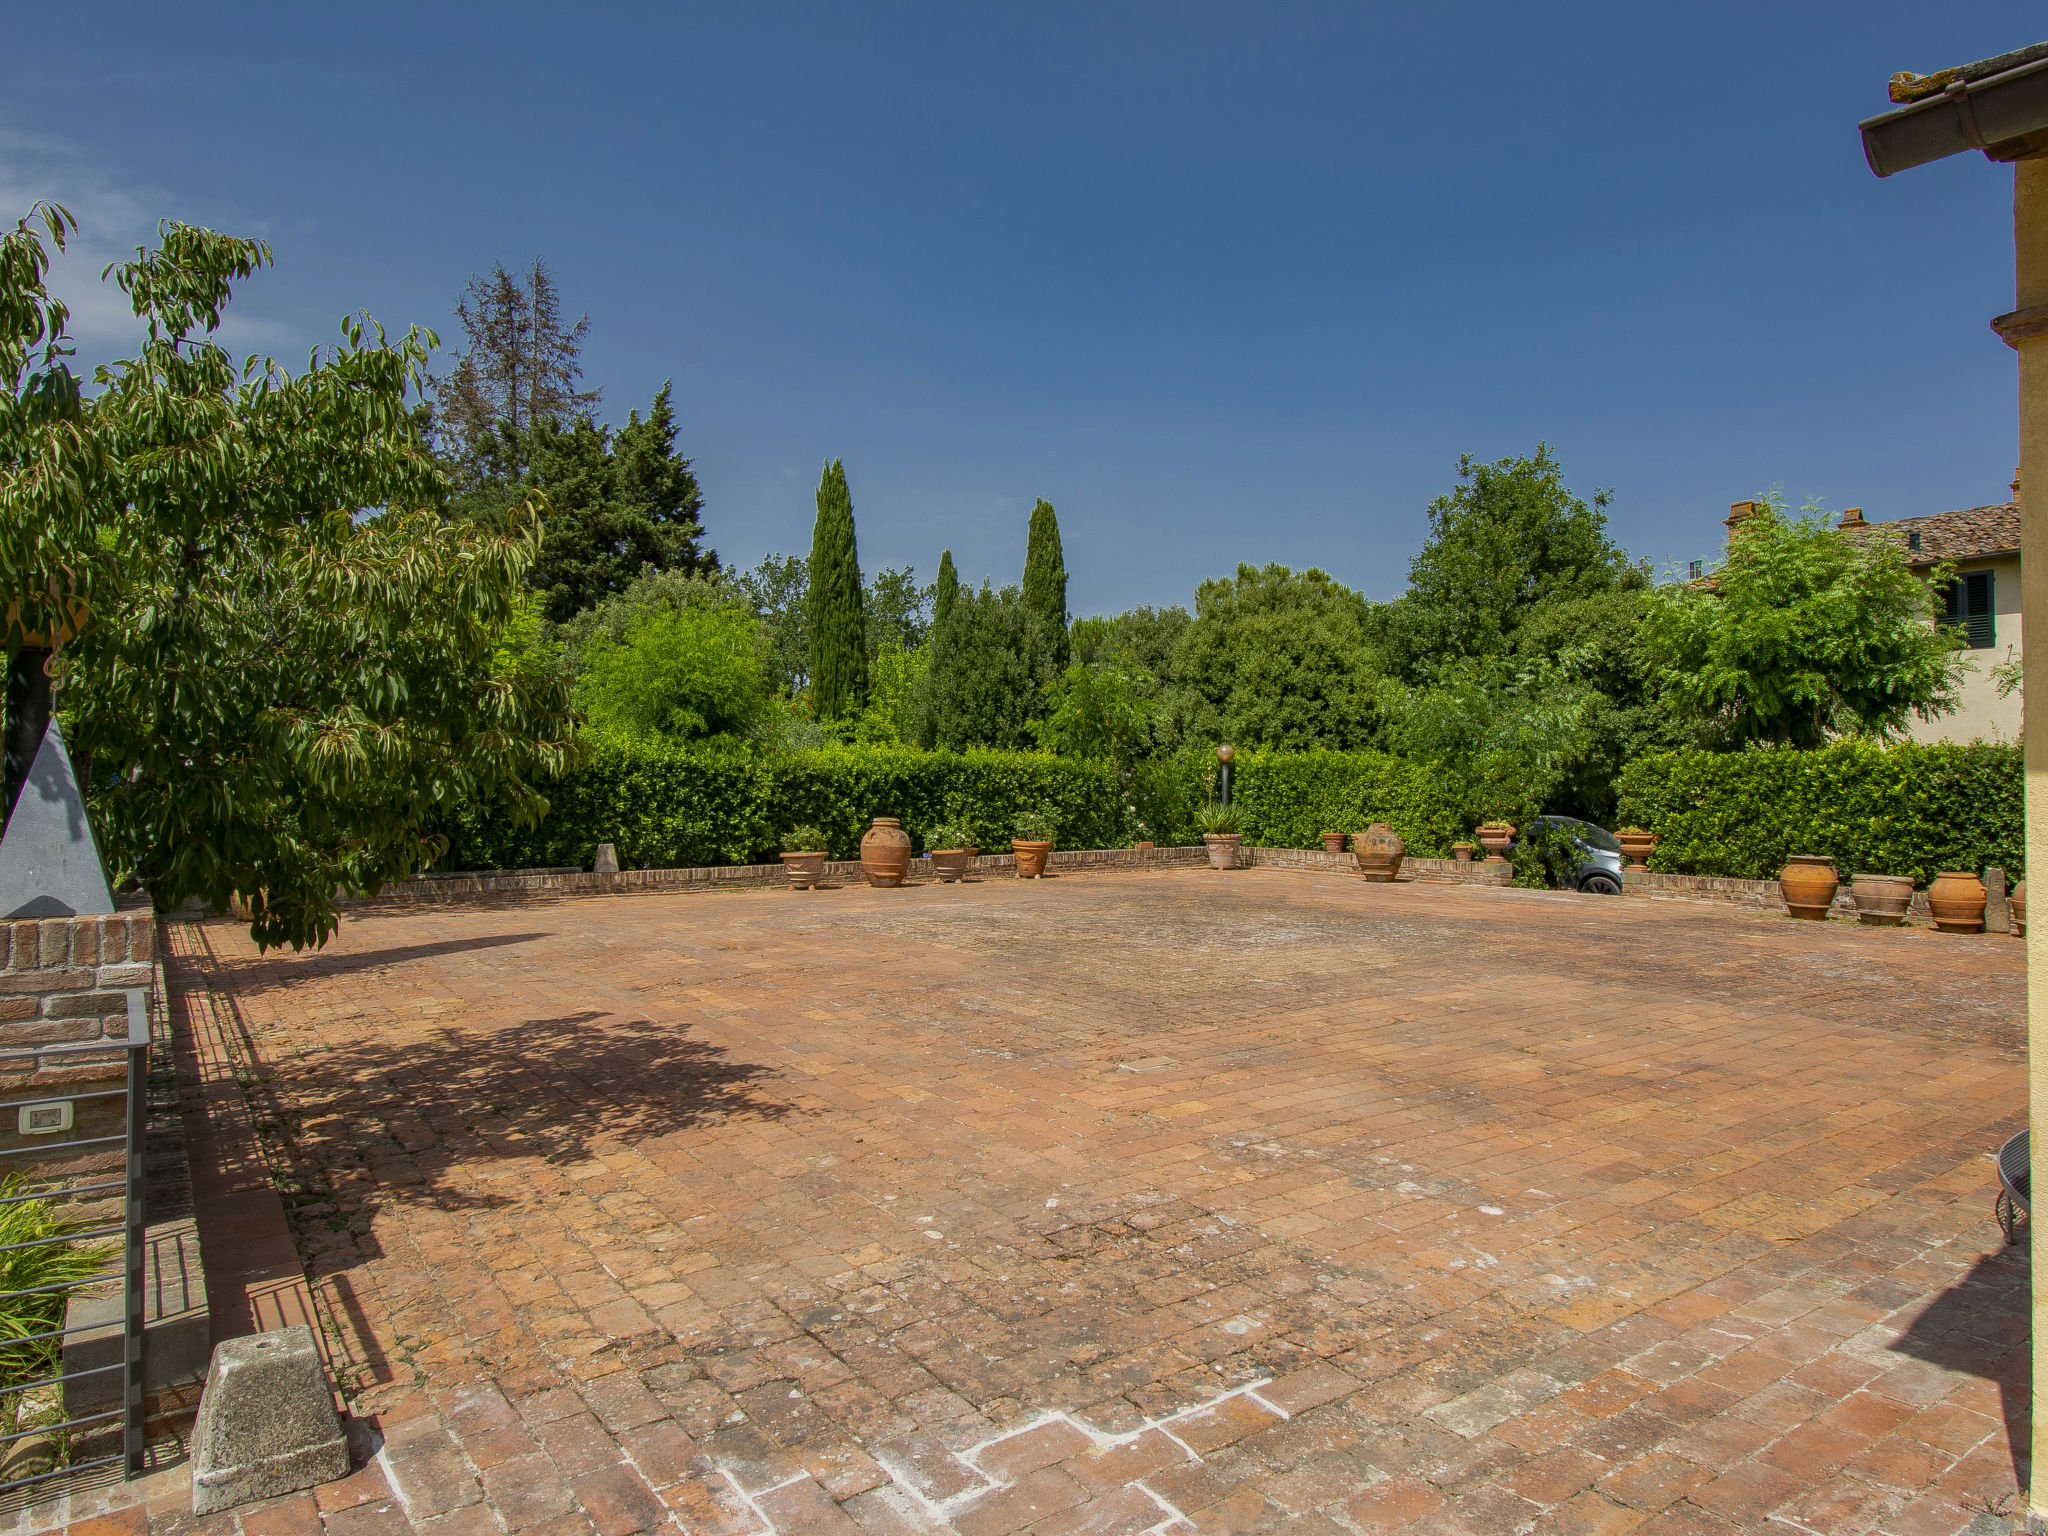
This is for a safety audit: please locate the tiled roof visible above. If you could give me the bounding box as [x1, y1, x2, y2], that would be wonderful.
[1859, 502, 2020, 566]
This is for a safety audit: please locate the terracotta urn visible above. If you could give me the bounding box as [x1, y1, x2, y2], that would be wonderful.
[1779, 855, 1839, 921]
[2012, 879, 2028, 938]
[1354, 823, 1406, 883]
[1615, 832, 1657, 873]
[1451, 842, 1475, 863]
[1476, 824, 1515, 863]
[1321, 832, 1345, 855]
[860, 818, 914, 887]
[1848, 873, 1913, 927]
[1134, 840, 1154, 851]
[1927, 871, 1988, 934]
[1013, 839, 1053, 878]
[780, 851, 827, 890]
[929, 848, 972, 884]
[1202, 833, 1242, 870]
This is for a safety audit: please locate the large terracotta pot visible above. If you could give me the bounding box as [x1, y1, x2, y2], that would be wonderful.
[781, 851, 827, 890]
[1779, 855, 1839, 921]
[1321, 832, 1345, 855]
[1202, 833, 1242, 870]
[1013, 839, 1053, 878]
[930, 849, 972, 884]
[1848, 873, 1912, 927]
[1927, 871, 1988, 934]
[1476, 825, 1515, 863]
[1616, 832, 1657, 872]
[860, 818, 914, 887]
[2012, 879, 2027, 938]
[1354, 823, 1405, 882]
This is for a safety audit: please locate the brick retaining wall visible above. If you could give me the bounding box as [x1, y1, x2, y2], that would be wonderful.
[1620, 868, 1963, 927]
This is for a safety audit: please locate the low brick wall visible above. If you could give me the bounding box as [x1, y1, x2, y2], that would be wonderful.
[1620, 869, 1961, 927]
[1239, 846, 1512, 886]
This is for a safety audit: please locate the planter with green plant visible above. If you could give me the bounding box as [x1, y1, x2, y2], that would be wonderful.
[0, 1173, 115, 1482]
[780, 826, 829, 890]
[1614, 826, 1657, 872]
[1199, 804, 1244, 870]
[1476, 821, 1516, 864]
[1012, 807, 1058, 878]
[926, 819, 976, 884]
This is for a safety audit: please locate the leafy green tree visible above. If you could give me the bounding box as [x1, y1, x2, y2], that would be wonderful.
[1022, 498, 1070, 671]
[849, 641, 929, 745]
[807, 460, 866, 720]
[2, 211, 574, 950]
[1033, 659, 1159, 766]
[864, 565, 932, 662]
[1386, 446, 1627, 679]
[1072, 605, 1191, 678]
[914, 583, 1060, 749]
[934, 549, 960, 629]
[523, 384, 712, 622]
[1381, 653, 1597, 821]
[1160, 564, 1382, 750]
[737, 553, 809, 695]
[1637, 498, 1963, 747]
[574, 604, 769, 742]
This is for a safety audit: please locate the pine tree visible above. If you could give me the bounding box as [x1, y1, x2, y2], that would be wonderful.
[1022, 498, 1070, 672]
[934, 550, 960, 630]
[436, 258, 600, 481]
[807, 460, 867, 719]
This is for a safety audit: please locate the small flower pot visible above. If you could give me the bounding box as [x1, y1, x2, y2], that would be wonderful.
[1013, 839, 1053, 878]
[1134, 840, 1155, 851]
[1353, 823, 1405, 883]
[1451, 843, 1475, 863]
[1321, 832, 1345, 855]
[1927, 871, 1988, 933]
[930, 849, 972, 884]
[1615, 832, 1657, 872]
[1476, 825, 1515, 864]
[781, 852, 827, 890]
[1779, 855, 1839, 921]
[1202, 833, 1242, 870]
[860, 817, 913, 887]
[1848, 873, 1912, 927]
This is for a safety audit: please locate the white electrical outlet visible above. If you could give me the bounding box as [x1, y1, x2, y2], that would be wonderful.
[18, 1102, 71, 1135]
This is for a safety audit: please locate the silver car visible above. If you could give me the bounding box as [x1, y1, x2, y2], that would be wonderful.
[1518, 815, 1628, 895]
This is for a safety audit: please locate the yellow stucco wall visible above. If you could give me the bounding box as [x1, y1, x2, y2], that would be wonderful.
[1904, 552, 2024, 744]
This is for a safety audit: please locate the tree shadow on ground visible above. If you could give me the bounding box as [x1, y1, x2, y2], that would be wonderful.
[224, 931, 553, 989]
[1888, 1238, 2031, 1492]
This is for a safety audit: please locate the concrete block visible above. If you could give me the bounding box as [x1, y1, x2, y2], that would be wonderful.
[190, 1324, 349, 1514]
[594, 842, 620, 873]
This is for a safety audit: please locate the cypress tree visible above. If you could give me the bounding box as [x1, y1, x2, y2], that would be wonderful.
[1022, 498, 1070, 671]
[934, 549, 960, 630]
[807, 460, 867, 720]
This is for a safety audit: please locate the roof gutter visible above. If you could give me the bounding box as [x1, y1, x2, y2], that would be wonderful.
[1860, 54, 2048, 177]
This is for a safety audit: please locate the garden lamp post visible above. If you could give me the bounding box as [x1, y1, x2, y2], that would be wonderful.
[1216, 744, 1234, 809]
[1861, 40, 2048, 1528]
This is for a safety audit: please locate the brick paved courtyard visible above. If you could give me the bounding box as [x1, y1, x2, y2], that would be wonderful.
[78, 870, 2037, 1535]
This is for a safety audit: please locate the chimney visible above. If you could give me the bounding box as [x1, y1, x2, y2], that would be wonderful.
[1725, 499, 1761, 533]
[1837, 506, 1867, 529]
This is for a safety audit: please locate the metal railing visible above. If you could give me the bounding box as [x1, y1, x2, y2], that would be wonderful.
[0, 992, 148, 1495]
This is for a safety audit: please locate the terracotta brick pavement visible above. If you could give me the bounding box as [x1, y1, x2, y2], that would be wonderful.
[27, 870, 2034, 1535]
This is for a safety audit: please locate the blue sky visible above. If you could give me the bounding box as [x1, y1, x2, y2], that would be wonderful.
[6, 4, 2039, 615]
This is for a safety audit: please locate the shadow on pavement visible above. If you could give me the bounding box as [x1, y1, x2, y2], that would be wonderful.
[1889, 1239, 2031, 1492]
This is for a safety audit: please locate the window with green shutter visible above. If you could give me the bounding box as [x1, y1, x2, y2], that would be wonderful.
[1939, 571, 1996, 649]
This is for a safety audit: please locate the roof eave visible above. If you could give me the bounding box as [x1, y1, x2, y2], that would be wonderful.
[1861, 50, 2048, 176]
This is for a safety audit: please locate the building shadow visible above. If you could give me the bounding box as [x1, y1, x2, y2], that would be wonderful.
[1887, 1237, 2031, 1491]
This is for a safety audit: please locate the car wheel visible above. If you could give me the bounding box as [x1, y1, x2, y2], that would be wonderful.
[1581, 872, 1622, 896]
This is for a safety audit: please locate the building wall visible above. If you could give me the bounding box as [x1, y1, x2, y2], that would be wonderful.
[1904, 552, 2023, 744]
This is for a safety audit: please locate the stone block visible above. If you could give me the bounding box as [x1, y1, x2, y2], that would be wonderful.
[44, 990, 131, 1019]
[96, 962, 154, 988]
[189, 1324, 350, 1514]
[8, 922, 35, 970]
[97, 914, 128, 964]
[0, 967, 91, 995]
[128, 915, 155, 962]
[36, 918, 70, 967]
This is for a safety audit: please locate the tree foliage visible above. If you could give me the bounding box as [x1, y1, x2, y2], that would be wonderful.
[806, 460, 866, 719]
[1033, 659, 1159, 766]
[914, 583, 1060, 750]
[574, 604, 769, 743]
[1022, 498, 1070, 672]
[435, 258, 599, 479]
[934, 549, 959, 630]
[1161, 563, 1382, 751]
[523, 383, 713, 621]
[2, 214, 575, 948]
[1636, 499, 1962, 747]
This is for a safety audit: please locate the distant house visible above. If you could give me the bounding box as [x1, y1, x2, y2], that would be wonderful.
[1837, 495, 2020, 744]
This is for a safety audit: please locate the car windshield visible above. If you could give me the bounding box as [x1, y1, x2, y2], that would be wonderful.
[1546, 817, 1621, 853]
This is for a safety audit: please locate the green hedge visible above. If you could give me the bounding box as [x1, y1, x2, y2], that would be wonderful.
[1615, 740, 2022, 884]
[447, 740, 1135, 868]
[1232, 750, 1482, 857]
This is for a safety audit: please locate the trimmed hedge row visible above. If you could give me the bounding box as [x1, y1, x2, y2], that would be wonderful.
[1615, 740, 2021, 884]
[1231, 750, 1480, 857]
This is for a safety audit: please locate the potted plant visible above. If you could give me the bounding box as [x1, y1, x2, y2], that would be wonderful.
[1614, 827, 1657, 872]
[780, 826, 829, 890]
[1199, 804, 1244, 869]
[1476, 822, 1515, 864]
[1012, 807, 1057, 878]
[926, 819, 975, 884]
[1451, 842, 1475, 863]
[1779, 855, 1839, 921]
[1320, 831, 1345, 855]
[1849, 873, 1913, 927]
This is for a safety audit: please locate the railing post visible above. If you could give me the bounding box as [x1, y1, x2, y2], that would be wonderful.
[123, 991, 147, 1476]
